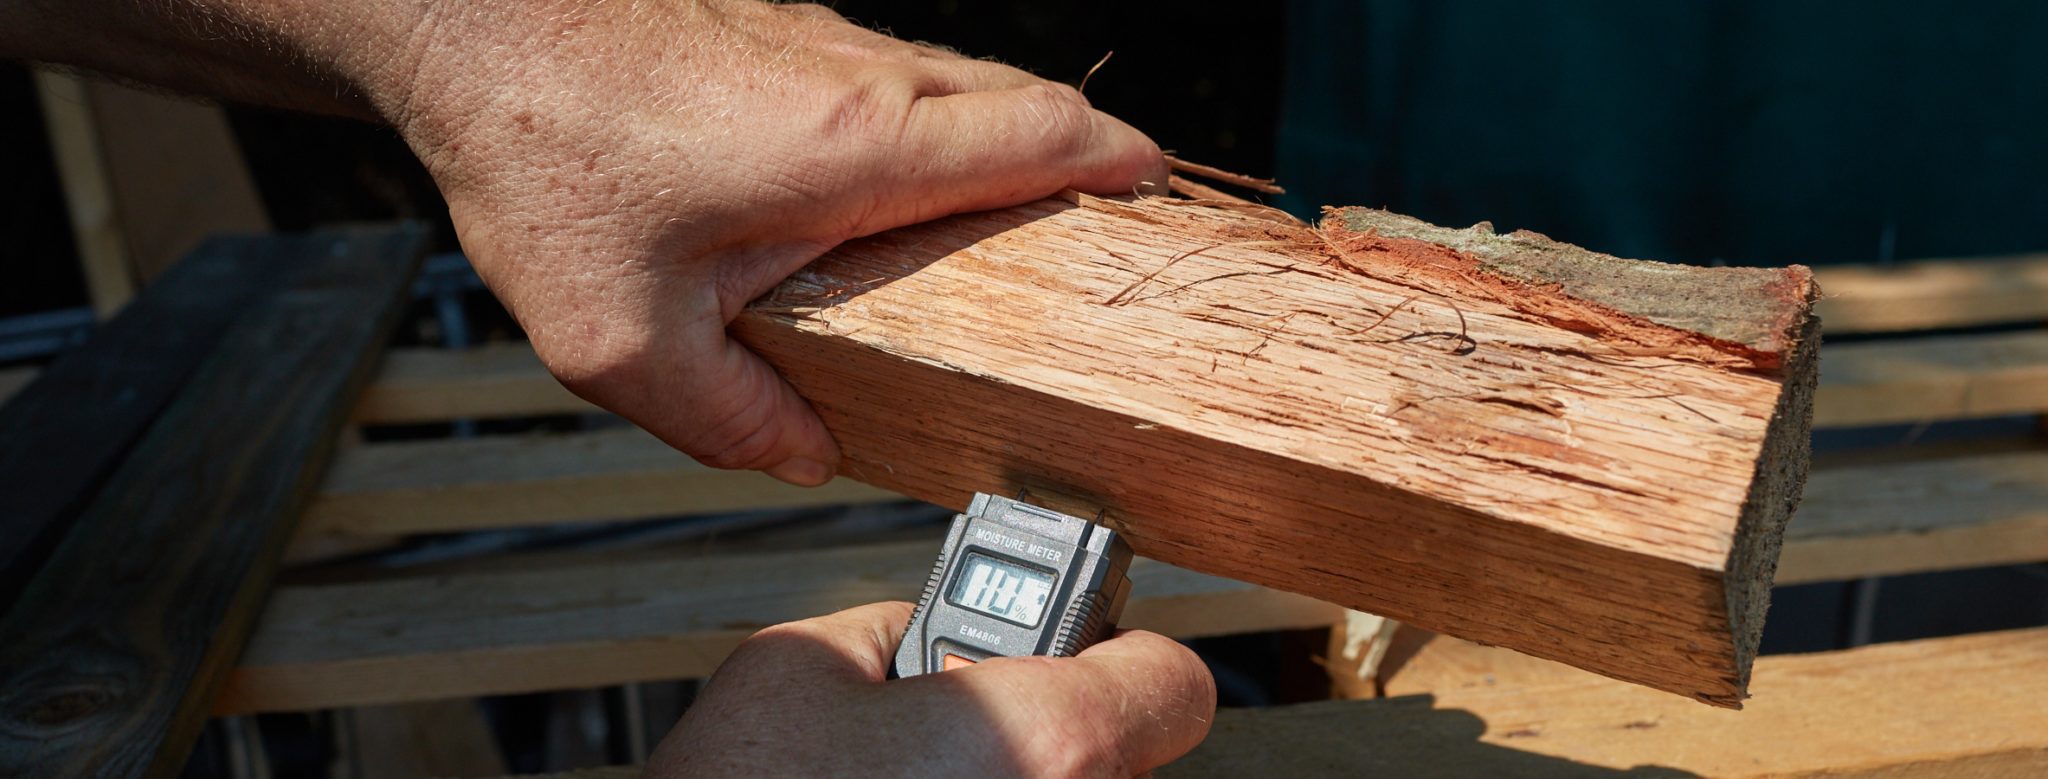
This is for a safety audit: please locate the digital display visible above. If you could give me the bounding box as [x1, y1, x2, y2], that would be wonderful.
[949, 552, 1055, 627]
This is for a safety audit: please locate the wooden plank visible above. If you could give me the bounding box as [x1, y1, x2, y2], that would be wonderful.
[217, 539, 1345, 713]
[1168, 627, 2048, 778]
[302, 426, 899, 537]
[1777, 450, 2048, 585]
[353, 342, 592, 424]
[730, 196, 1818, 706]
[79, 81, 270, 283]
[341, 197, 1826, 705]
[357, 327, 2046, 432]
[1815, 252, 2048, 334]
[349, 260, 2048, 432]
[34, 69, 136, 315]
[0, 234, 295, 604]
[236, 448, 2046, 714]
[1816, 330, 2048, 427]
[0, 226, 425, 776]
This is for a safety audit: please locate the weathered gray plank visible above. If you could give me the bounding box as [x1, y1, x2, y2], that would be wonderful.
[0, 226, 425, 776]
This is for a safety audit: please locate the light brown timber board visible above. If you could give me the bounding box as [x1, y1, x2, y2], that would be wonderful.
[217, 539, 1344, 713]
[348, 256, 2043, 428]
[352, 342, 592, 424]
[496, 629, 2048, 779]
[735, 196, 1816, 706]
[237, 448, 2042, 713]
[333, 197, 1817, 704]
[1815, 329, 2048, 427]
[349, 330, 2047, 430]
[1168, 627, 2048, 778]
[302, 426, 898, 536]
[1777, 449, 2048, 584]
[1814, 252, 2048, 334]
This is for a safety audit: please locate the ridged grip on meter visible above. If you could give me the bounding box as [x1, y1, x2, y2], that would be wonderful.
[1048, 590, 1112, 658]
[898, 548, 950, 658]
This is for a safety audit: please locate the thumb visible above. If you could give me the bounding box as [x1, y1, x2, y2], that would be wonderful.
[1068, 630, 1218, 773]
[955, 630, 1217, 775]
[713, 601, 915, 687]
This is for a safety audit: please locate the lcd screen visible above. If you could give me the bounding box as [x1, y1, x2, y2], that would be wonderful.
[949, 552, 1055, 626]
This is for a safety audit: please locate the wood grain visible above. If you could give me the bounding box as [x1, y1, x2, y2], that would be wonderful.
[0, 234, 294, 604]
[218, 539, 1344, 713]
[729, 196, 1816, 705]
[0, 226, 424, 776]
[1168, 627, 2048, 778]
[351, 322, 2039, 432]
[302, 426, 897, 536]
[1815, 330, 2048, 427]
[1816, 252, 2048, 334]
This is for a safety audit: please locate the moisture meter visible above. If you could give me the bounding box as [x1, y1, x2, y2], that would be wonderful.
[893, 492, 1133, 677]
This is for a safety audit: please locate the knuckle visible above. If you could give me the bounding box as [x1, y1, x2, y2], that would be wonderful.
[1014, 83, 1095, 154]
[820, 72, 919, 142]
[684, 377, 786, 470]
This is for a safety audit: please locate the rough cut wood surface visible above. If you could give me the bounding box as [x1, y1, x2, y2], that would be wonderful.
[1171, 628, 2048, 778]
[724, 195, 1817, 706]
[349, 325, 2024, 430]
[0, 227, 424, 776]
[218, 539, 1342, 713]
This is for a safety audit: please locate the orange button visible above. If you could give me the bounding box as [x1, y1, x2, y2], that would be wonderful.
[942, 653, 978, 672]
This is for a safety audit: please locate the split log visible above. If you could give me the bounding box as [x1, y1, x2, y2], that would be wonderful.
[733, 194, 1818, 706]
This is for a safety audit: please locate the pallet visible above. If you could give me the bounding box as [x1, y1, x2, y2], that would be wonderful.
[233, 254, 2048, 708]
[6, 233, 2043, 774]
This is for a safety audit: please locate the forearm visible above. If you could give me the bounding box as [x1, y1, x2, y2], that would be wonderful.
[0, 0, 431, 120]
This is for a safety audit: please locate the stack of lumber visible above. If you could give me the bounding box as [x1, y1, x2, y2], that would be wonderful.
[287, 194, 1827, 708]
[0, 227, 425, 775]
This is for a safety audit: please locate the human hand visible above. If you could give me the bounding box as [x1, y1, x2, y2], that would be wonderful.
[649, 602, 1215, 777]
[355, 0, 1164, 485]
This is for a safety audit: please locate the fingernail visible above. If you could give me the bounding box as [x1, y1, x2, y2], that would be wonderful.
[766, 457, 834, 487]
